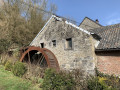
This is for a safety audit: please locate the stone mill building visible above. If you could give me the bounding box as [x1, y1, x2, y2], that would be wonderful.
[23, 14, 120, 76]
[29, 15, 99, 75]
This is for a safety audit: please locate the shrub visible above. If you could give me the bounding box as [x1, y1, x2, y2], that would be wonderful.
[87, 76, 107, 90]
[42, 68, 75, 90]
[5, 61, 13, 71]
[104, 75, 120, 89]
[88, 68, 120, 90]
[71, 69, 87, 90]
[12, 61, 27, 77]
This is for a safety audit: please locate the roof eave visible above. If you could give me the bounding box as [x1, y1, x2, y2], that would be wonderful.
[95, 48, 120, 52]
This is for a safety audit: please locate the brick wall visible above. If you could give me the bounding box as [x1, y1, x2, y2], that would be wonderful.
[96, 51, 120, 76]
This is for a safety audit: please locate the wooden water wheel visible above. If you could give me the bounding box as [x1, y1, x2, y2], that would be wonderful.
[20, 46, 60, 71]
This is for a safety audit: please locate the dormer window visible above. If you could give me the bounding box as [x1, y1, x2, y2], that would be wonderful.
[52, 40, 56, 47]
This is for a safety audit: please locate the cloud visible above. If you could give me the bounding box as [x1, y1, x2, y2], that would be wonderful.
[106, 13, 118, 20]
[105, 12, 120, 25]
[107, 18, 120, 25]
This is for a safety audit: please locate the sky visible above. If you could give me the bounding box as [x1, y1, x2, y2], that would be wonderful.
[49, 0, 120, 26]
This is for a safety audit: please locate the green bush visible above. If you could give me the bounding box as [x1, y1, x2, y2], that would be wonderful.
[87, 76, 107, 90]
[42, 68, 75, 90]
[5, 61, 13, 71]
[12, 61, 27, 77]
[87, 68, 120, 90]
[104, 75, 120, 89]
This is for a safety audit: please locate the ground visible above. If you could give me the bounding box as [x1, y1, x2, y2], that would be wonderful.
[0, 65, 42, 90]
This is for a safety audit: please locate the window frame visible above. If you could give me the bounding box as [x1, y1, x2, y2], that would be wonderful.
[65, 38, 73, 50]
[40, 43, 44, 48]
[52, 40, 56, 47]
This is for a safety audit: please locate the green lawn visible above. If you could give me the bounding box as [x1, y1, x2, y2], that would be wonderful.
[0, 65, 42, 90]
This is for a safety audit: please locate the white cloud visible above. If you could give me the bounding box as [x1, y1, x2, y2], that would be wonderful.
[106, 13, 118, 20]
[107, 18, 120, 25]
[104, 12, 120, 25]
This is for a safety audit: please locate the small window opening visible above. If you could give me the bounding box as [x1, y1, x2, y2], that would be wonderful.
[52, 40, 56, 47]
[40, 43, 44, 48]
[65, 38, 72, 49]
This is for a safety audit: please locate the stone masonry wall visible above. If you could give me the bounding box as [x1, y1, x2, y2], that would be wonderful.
[31, 17, 96, 75]
[79, 17, 101, 30]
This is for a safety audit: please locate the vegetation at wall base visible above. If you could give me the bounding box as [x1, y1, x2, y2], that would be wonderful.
[1, 53, 120, 90]
[87, 68, 120, 90]
[42, 68, 75, 90]
[12, 61, 27, 77]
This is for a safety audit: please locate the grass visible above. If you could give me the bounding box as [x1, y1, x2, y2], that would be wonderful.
[0, 65, 42, 90]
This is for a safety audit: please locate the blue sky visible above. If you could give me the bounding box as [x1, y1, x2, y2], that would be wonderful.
[49, 0, 120, 26]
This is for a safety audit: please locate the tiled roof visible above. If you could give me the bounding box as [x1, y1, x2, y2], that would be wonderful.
[90, 24, 120, 50]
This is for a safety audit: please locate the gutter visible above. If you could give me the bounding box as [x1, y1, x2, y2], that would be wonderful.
[95, 48, 120, 52]
[65, 21, 91, 35]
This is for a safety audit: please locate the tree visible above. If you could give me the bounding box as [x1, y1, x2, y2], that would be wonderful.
[0, 0, 57, 53]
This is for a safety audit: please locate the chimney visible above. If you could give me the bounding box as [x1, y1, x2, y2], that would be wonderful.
[95, 19, 99, 23]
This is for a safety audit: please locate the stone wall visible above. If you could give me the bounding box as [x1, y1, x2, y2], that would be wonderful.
[31, 16, 96, 75]
[96, 51, 120, 76]
[79, 17, 101, 30]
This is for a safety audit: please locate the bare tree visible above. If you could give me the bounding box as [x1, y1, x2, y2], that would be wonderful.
[0, 0, 57, 53]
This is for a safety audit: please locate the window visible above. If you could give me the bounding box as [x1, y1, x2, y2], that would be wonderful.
[65, 38, 72, 49]
[52, 40, 56, 47]
[40, 43, 44, 48]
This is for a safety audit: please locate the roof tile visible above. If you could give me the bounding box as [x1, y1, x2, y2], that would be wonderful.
[90, 23, 120, 50]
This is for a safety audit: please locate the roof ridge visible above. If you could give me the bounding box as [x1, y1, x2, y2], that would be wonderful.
[52, 15, 91, 35]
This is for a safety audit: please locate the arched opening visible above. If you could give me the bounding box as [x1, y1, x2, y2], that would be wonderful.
[20, 46, 60, 71]
[23, 50, 48, 68]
